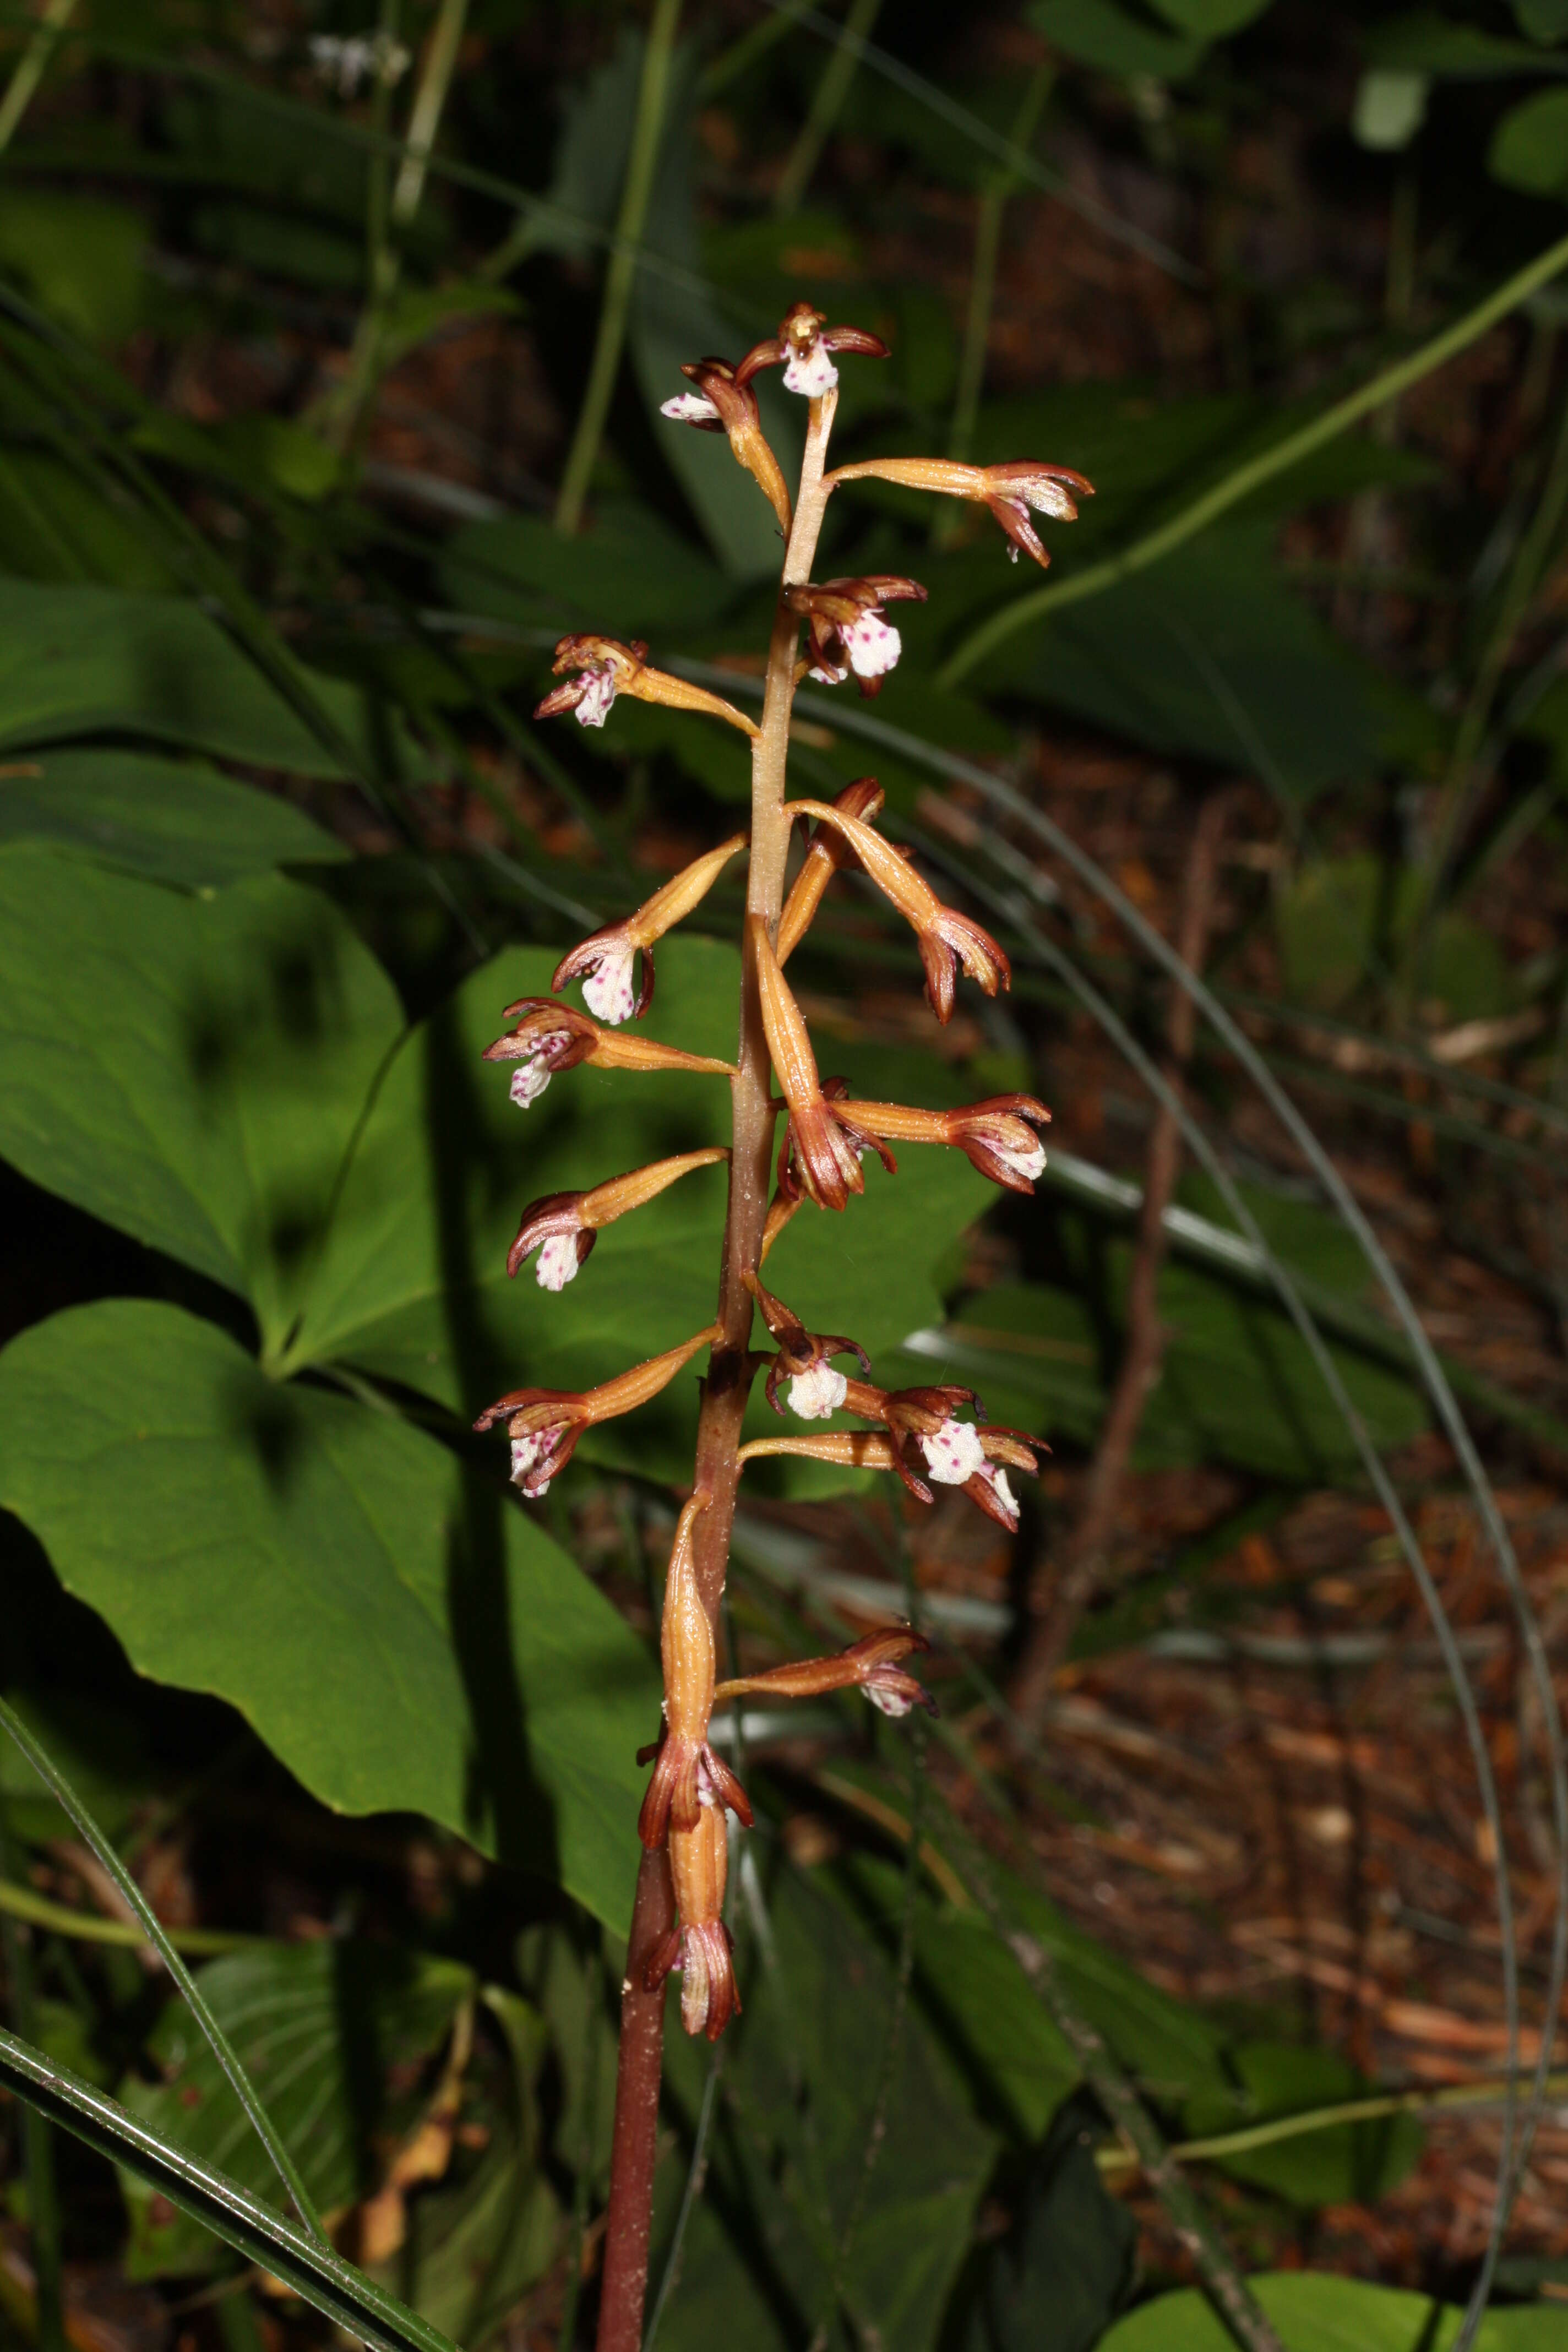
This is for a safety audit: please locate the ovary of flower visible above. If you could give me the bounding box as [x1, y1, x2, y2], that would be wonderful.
[533, 1235, 581, 1292]
[574, 666, 617, 728]
[509, 1057, 552, 1109]
[788, 1362, 848, 1420]
[784, 342, 839, 398]
[580, 941, 638, 1026]
[661, 390, 721, 424]
[920, 1421, 988, 1486]
[842, 612, 901, 680]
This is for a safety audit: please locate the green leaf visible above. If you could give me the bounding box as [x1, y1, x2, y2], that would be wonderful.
[0, 1300, 659, 1932]
[1183, 2043, 1423, 2208]
[957, 2092, 1136, 2352]
[119, 1942, 475, 2277]
[1146, 0, 1273, 35]
[0, 854, 404, 1356]
[1513, 0, 1568, 40]
[1025, 0, 1205, 81]
[288, 937, 993, 1479]
[0, 193, 147, 346]
[0, 750, 347, 889]
[1101, 2272, 1568, 2350]
[1365, 13, 1568, 75]
[437, 499, 734, 638]
[0, 447, 179, 590]
[1490, 87, 1568, 197]
[0, 579, 423, 778]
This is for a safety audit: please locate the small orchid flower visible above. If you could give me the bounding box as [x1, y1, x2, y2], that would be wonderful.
[661, 357, 792, 534]
[742, 1270, 869, 1420]
[714, 1624, 935, 1719]
[753, 921, 894, 1210]
[785, 797, 1009, 1021]
[475, 1325, 720, 1498]
[832, 1094, 1050, 1193]
[785, 576, 927, 699]
[507, 1148, 728, 1287]
[735, 301, 890, 400]
[483, 998, 735, 1112]
[535, 635, 759, 738]
[636, 1497, 752, 1849]
[825, 455, 1094, 569]
[551, 836, 746, 1026]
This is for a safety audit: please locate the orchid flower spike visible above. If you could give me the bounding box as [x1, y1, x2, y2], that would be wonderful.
[636, 1495, 752, 1849]
[778, 776, 885, 965]
[661, 357, 792, 535]
[736, 300, 889, 400]
[715, 1624, 935, 1719]
[785, 576, 926, 698]
[826, 455, 1094, 569]
[552, 835, 746, 1025]
[508, 1147, 728, 1287]
[645, 1801, 739, 2042]
[832, 1093, 1050, 1191]
[535, 634, 758, 737]
[474, 1324, 720, 1498]
[483, 997, 734, 1111]
[752, 920, 894, 1210]
[742, 1268, 870, 1420]
[785, 797, 1009, 1021]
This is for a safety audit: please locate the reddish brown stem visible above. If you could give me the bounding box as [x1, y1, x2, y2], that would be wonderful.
[592, 390, 841, 2352]
[1010, 790, 1229, 1729]
[595, 1844, 676, 2352]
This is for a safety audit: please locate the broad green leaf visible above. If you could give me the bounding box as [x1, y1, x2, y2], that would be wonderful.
[0, 447, 179, 590]
[0, 750, 346, 889]
[1514, 0, 1568, 38]
[0, 854, 404, 1355]
[1183, 2043, 1422, 2208]
[909, 1908, 1080, 2142]
[0, 1299, 660, 1931]
[1101, 2272, 1568, 2350]
[0, 579, 421, 778]
[1026, 0, 1204, 80]
[1365, 12, 1568, 75]
[1276, 854, 1512, 1020]
[119, 1941, 475, 2276]
[0, 193, 146, 345]
[288, 936, 994, 1481]
[1147, 0, 1273, 35]
[437, 499, 734, 638]
[956, 2093, 1135, 2352]
[1490, 87, 1568, 197]
[653, 1860, 997, 2352]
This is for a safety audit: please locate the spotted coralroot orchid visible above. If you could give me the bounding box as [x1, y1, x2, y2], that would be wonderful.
[826, 455, 1095, 569]
[483, 997, 735, 1109]
[473, 1325, 719, 1497]
[784, 575, 927, 695]
[742, 1267, 870, 1419]
[481, 295, 1070, 2352]
[736, 298, 889, 399]
[661, 358, 792, 536]
[715, 1624, 935, 1720]
[507, 1147, 728, 1286]
[534, 634, 759, 737]
[785, 796, 1010, 1021]
[552, 835, 746, 1024]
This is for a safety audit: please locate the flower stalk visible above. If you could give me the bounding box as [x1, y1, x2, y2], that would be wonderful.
[480, 297, 1085, 2352]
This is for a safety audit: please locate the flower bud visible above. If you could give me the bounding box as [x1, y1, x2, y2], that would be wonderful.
[507, 1147, 728, 1286]
[825, 455, 1094, 569]
[777, 777, 885, 965]
[636, 1495, 752, 1848]
[752, 919, 890, 1212]
[552, 836, 747, 1025]
[785, 798, 1009, 1022]
[645, 1805, 739, 2041]
[535, 634, 759, 738]
[734, 301, 890, 399]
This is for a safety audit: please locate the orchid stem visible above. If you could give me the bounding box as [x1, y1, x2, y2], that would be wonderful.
[556, 0, 682, 535]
